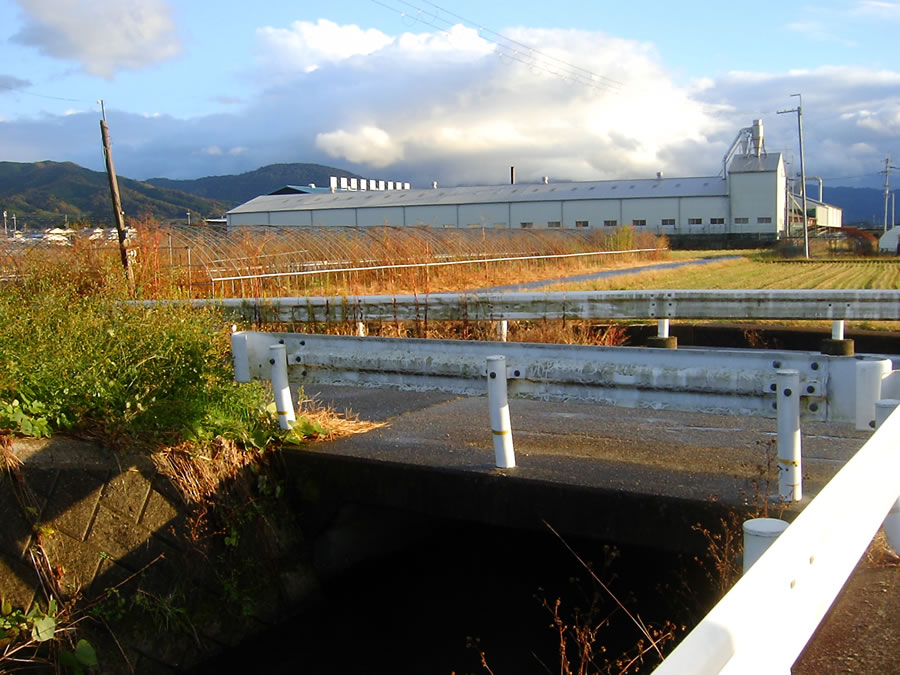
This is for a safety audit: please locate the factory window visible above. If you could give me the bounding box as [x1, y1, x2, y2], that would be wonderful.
[710, 217, 725, 225]
[735, 217, 749, 224]
[575, 220, 590, 228]
[603, 219, 617, 227]
[688, 218, 702, 225]
[757, 217, 772, 224]
[661, 218, 675, 226]
[548, 220, 562, 228]
[520, 221, 534, 229]
[632, 219, 647, 226]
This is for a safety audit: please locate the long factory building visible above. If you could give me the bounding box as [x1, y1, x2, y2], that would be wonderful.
[226, 121, 842, 242]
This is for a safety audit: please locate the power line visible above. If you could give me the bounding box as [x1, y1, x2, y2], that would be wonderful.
[369, 0, 623, 92]
[3, 88, 93, 104]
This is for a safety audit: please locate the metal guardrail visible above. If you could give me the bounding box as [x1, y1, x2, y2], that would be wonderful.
[210, 289, 900, 323]
[653, 402, 900, 673]
[231, 331, 877, 422]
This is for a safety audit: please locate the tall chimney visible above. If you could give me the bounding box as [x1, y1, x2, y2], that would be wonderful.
[510, 166, 516, 185]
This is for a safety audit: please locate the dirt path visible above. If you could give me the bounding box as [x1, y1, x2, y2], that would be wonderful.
[794, 533, 899, 673]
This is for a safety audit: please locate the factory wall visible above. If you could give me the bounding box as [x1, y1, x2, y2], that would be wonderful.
[405, 204, 458, 227]
[728, 169, 785, 234]
[459, 203, 509, 228]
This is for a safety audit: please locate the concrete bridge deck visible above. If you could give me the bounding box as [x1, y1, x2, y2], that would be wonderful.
[290, 386, 871, 552]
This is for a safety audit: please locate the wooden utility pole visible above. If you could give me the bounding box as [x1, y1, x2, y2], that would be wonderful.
[99, 100, 135, 294]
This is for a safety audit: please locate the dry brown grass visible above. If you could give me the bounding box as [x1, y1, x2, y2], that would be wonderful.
[152, 399, 384, 506]
[1, 221, 670, 300]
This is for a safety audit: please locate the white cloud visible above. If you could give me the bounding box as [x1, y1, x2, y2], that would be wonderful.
[849, 142, 878, 154]
[288, 23, 725, 183]
[316, 126, 403, 167]
[12, 0, 181, 79]
[256, 19, 392, 74]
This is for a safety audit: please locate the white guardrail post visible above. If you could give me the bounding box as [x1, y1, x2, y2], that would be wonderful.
[776, 369, 802, 502]
[855, 357, 892, 430]
[831, 320, 845, 341]
[742, 518, 788, 574]
[269, 343, 296, 430]
[231, 328, 251, 383]
[486, 355, 515, 469]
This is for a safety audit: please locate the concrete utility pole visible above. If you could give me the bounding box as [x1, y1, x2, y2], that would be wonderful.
[882, 156, 899, 232]
[778, 94, 809, 258]
[98, 100, 135, 294]
[2, 210, 6, 236]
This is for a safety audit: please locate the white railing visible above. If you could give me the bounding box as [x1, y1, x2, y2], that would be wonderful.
[232, 332, 836, 421]
[231, 331, 899, 426]
[653, 402, 900, 673]
[208, 289, 900, 323]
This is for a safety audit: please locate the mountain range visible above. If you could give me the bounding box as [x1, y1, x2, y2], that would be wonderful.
[145, 163, 361, 207]
[0, 160, 893, 230]
[0, 161, 361, 230]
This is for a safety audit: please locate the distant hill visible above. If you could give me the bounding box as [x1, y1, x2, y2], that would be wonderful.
[145, 163, 363, 206]
[0, 161, 229, 230]
[822, 186, 892, 227]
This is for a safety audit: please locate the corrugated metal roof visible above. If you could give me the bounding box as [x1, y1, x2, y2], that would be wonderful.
[728, 153, 783, 173]
[229, 175, 731, 214]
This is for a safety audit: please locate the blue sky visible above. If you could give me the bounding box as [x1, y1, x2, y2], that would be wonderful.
[1, 0, 898, 189]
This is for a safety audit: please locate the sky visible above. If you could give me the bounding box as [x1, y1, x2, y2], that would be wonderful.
[0, 0, 898, 191]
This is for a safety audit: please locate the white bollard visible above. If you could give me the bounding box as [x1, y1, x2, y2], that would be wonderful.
[742, 517, 789, 574]
[855, 358, 893, 430]
[269, 343, 296, 430]
[831, 320, 845, 341]
[497, 320, 508, 342]
[657, 319, 670, 338]
[776, 369, 802, 502]
[231, 329, 251, 383]
[874, 399, 900, 555]
[486, 355, 515, 468]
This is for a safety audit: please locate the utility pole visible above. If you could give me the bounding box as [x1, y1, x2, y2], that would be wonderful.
[2, 211, 6, 236]
[882, 156, 899, 232]
[778, 94, 809, 258]
[98, 100, 135, 294]
[186, 211, 191, 226]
